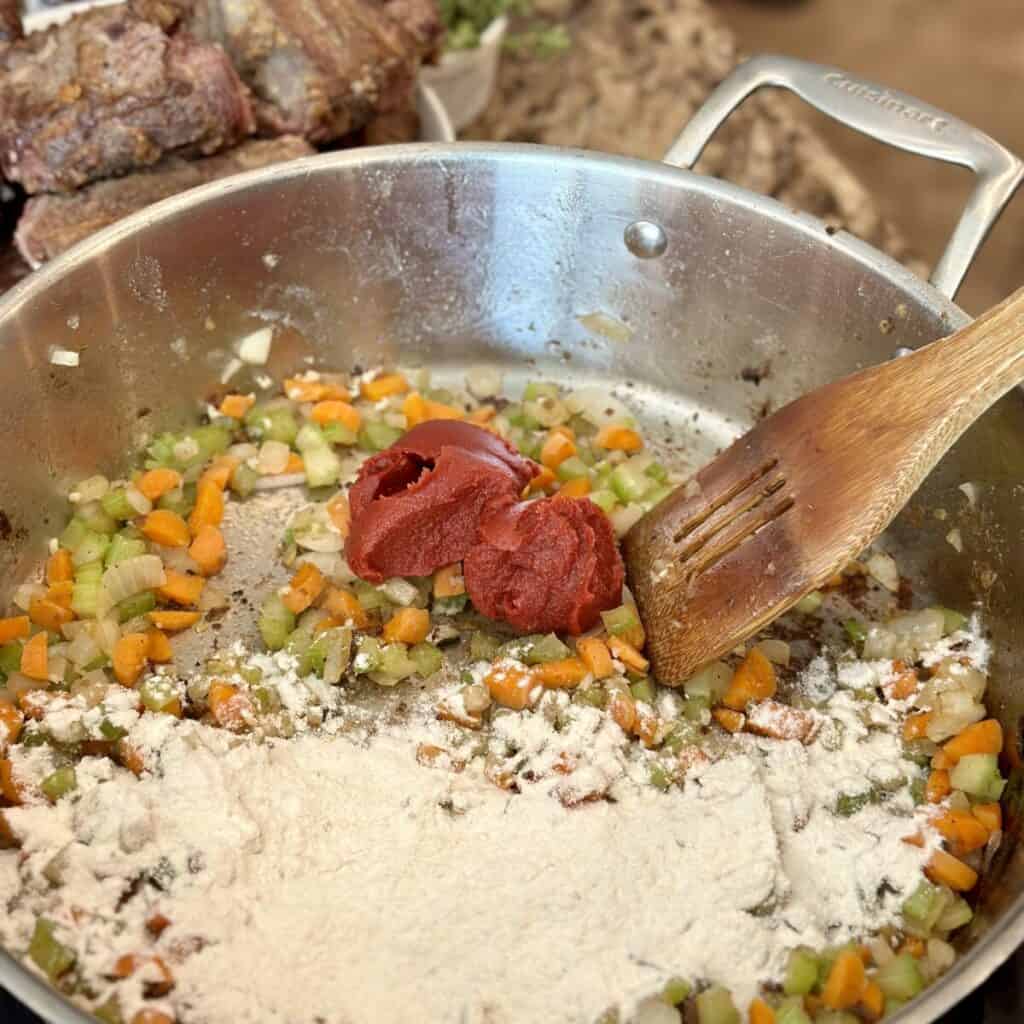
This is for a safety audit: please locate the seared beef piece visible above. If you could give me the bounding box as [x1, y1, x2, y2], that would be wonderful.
[165, 0, 431, 142]
[0, 0, 22, 45]
[16, 136, 312, 265]
[375, 0, 443, 58]
[0, 4, 254, 194]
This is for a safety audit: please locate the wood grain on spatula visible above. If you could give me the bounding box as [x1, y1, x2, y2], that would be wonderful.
[624, 286, 1024, 684]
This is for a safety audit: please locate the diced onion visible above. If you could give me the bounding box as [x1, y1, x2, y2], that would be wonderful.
[71, 475, 110, 503]
[93, 617, 122, 656]
[610, 504, 645, 538]
[565, 387, 632, 427]
[253, 473, 306, 490]
[237, 326, 274, 365]
[257, 440, 291, 475]
[465, 367, 503, 399]
[47, 656, 67, 684]
[125, 486, 152, 516]
[866, 551, 900, 592]
[946, 528, 963, 553]
[381, 578, 420, 607]
[229, 442, 259, 461]
[173, 437, 201, 463]
[66, 629, 102, 668]
[102, 555, 166, 604]
[926, 938, 956, 974]
[13, 582, 46, 611]
[157, 545, 201, 575]
[755, 639, 791, 666]
[70, 670, 112, 707]
[296, 551, 343, 579]
[1, 672, 38, 702]
[290, 504, 344, 553]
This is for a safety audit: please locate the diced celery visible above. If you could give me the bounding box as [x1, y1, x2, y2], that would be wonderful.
[71, 581, 101, 618]
[903, 880, 949, 932]
[518, 435, 542, 461]
[321, 421, 358, 446]
[883, 1001, 906, 1019]
[684, 661, 731, 703]
[378, 643, 418, 680]
[28, 918, 76, 980]
[939, 607, 968, 635]
[794, 591, 823, 614]
[93, 996, 124, 1024]
[354, 636, 384, 673]
[950, 752, 1006, 801]
[875, 953, 925, 1002]
[139, 677, 179, 713]
[601, 604, 641, 637]
[246, 406, 298, 445]
[105, 533, 147, 568]
[358, 421, 403, 452]
[72, 531, 110, 568]
[303, 445, 342, 488]
[295, 422, 326, 452]
[469, 633, 501, 661]
[648, 763, 672, 791]
[843, 619, 867, 645]
[574, 684, 607, 709]
[190, 423, 233, 458]
[694, 986, 740, 1024]
[41, 766, 77, 802]
[259, 594, 296, 651]
[158, 484, 196, 516]
[783, 947, 820, 996]
[251, 685, 281, 714]
[354, 580, 391, 611]
[117, 591, 156, 623]
[286, 626, 316, 674]
[59, 517, 90, 551]
[645, 461, 668, 483]
[609, 463, 649, 503]
[410, 642, 443, 678]
[936, 896, 974, 932]
[589, 489, 618, 514]
[381, 578, 422, 607]
[77, 502, 117, 535]
[100, 487, 136, 521]
[776, 998, 812, 1024]
[641, 483, 673, 509]
[630, 677, 656, 704]
[433, 595, 468, 616]
[522, 633, 571, 664]
[556, 456, 590, 482]
[834, 790, 872, 817]
[99, 719, 126, 741]
[230, 462, 260, 498]
[682, 695, 711, 722]
[0, 642, 23, 677]
[909, 776, 927, 805]
[504, 404, 527, 428]
[305, 634, 330, 677]
[74, 561, 104, 584]
[145, 432, 178, 468]
[523, 381, 559, 401]
[662, 977, 691, 1006]
[427, 387, 455, 405]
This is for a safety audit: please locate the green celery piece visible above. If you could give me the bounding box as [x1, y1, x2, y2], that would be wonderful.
[875, 953, 925, 1002]
[93, 996, 125, 1024]
[145, 432, 178, 468]
[936, 896, 973, 932]
[303, 445, 342, 488]
[522, 633, 571, 664]
[72, 531, 110, 568]
[28, 918, 76, 980]
[157, 483, 196, 516]
[259, 594, 296, 651]
[59, 517, 90, 551]
[139, 677, 179, 713]
[409, 642, 443, 678]
[358, 421, 403, 452]
[783, 947, 820, 996]
[100, 487, 136, 521]
[555, 456, 590, 482]
[105, 533, 147, 568]
[353, 580, 391, 611]
[77, 502, 118, 535]
[609, 462, 648, 503]
[321, 421, 358, 446]
[433, 594, 469, 616]
[469, 633, 501, 661]
[794, 591, 823, 614]
[294, 422, 326, 452]
[354, 636, 383, 673]
[190, 423, 233, 458]
[0, 642, 23, 677]
[950, 753, 1006, 800]
[648, 762, 672, 791]
[230, 462, 260, 498]
[523, 381, 559, 401]
[694, 986, 740, 1024]
[939, 607, 968, 634]
[776, 998, 813, 1024]
[641, 483, 673, 509]
[682, 695, 711, 722]
[117, 591, 156, 623]
[99, 719, 127, 741]
[574, 684, 608, 709]
[589, 489, 618, 514]
[630, 677, 656, 704]
[834, 791, 873, 817]
[601, 604, 641, 637]
[661, 977, 691, 1005]
[843, 619, 867, 645]
[645, 461, 668, 483]
[41, 767, 77, 802]
[378, 643, 418, 680]
[73, 560, 104, 584]
[251, 685, 281, 714]
[71, 582, 101, 618]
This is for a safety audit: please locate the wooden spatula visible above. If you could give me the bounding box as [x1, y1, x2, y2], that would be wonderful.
[623, 286, 1024, 684]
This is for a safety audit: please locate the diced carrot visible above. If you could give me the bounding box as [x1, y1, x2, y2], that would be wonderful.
[484, 663, 537, 710]
[188, 525, 227, 577]
[403, 391, 463, 427]
[137, 468, 182, 502]
[713, 707, 746, 733]
[113, 954, 175, 996]
[594, 424, 644, 453]
[199, 455, 240, 491]
[117, 740, 147, 777]
[926, 769, 952, 804]
[540, 431, 577, 470]
[29, 597, 73, 632]
[320, 587, 369, 630]
[142, 509, 191, 548]
[207, 681, 251, 732]
[0, 758, 24, 805]
[46, 581, 75, 609]
[382, 607, 430, 645]
[147, 610, 201, 632]
[361, 373, 408, 402]
[942, 719, 1003, 763]
[899, 936, 926, 958]
[931, 749, 955, 771]
[285, 376, 347, 402]
[551, 425, 575, 442]
[749, 998, 776, 1024]
[157, 570, 205, 607]
[188, 479, 224, 535]
[46, 548, 73, 584]
[803, 994, 824, 1016]
[524, 466, 557, 495]
[974, 802, 1002, 834]
[557, 477, 591, 498]
[861, 980, 885, 1019]
[20, 632, 48, 681]
[0, 700, 24, 749]
[467, 405, 496, 425]
[283, 452, 305, 475]
[132, 1009, 175, 1024]
[113, 633, 150, 686]
[932, 808, 990, 854]
[607, 636, 649, 674]
[311, 400, 361, 431]
[0, 616, 29, 644]
[326, 491, 351, 538]
[147, 630, 173, 663]
[282, 562, 326, 615]
[146, 913, 171, 938]
[902, 712, 932, 742]
[634, 708, 661, 747]
[533, 658, 589, 689]
[576, 637, 614, 679]
[822, 949, 866, 1010]
[926, 849, 979, 892]
[219, 393, 255, 418]
[889, 663, 920, 700]
[901, 831, 925, 848]
[608, 687, 637, 733]
[433, 563, 466, 598]
[723, 648, 776, 710]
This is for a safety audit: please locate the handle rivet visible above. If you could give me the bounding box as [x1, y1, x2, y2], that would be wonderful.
[624, 220, 667, 259]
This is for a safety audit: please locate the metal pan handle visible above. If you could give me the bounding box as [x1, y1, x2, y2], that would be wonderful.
[664, 55, 1024, 300]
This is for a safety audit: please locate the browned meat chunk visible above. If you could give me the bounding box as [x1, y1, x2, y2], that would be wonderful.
[0, 5, 254, 193]
[16, 136, 312, 265]
[0, 0, 22, 46]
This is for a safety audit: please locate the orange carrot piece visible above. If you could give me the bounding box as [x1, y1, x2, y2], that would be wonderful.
[861, 980, 885, 1019]
[199, 455, 240, 492]
[433, 563, 466, 598]
[283, 452, 305, 475]
[147, 610, 201, 631]
[926, 849, 979, 892]
[0, 616, 29, 645]
[557, 477, 591, 498]
[484, 663, 537, 710]
[29, 597, 73, 632]
[822, 949, 867, 1010]
[749, 998, 776, 1024]
[117, 740, 147, 777]
[46, 548, 73, 584]
[723, 648, 777, 710]
[137, 468, 182, 502]
[188, 479, 224, 535]
[594, 424, 644, 452]
[402, 392, 428, 427]
[524, 466, 557, 495]
[284, 377, 347, 402]
[46, 581, 75, 609]
[926, 769, 952, 804]
[0, 758, 24, 805]
[713, 707, 746, 733]
[147, 630, 173, 663]
[889, 663, 920, 700]
[320, 588, 369, 630]
[20, 632, 48, 681]
[898, 936, 926, 958]
[576, 637, 614, 679]
[132, 1009, 175, 1024]
[188, 525, 227, 577]
[973, 802, 1003, 834]
[902, 831, 925, 848]
[142, 509, 191, 548]
[540, 431, 576, 470]
[282, 562, 326, 615]
[311, 400, 361, 431]
[902, 712, 932, 742]
[0, 700, 24, 749]
[113, 633, 150, 686]
[609, 687, 638, 733]
[382, 607, 430, 645]
[326, 491, 351, 538]
[942, 719, 1003, 763]
[113, 954, 175, 996]
[207, 682, 251, 732]
[467, 405, 496, 425]
[932, 808, 990, 854]
[533, 657, 589, 689]
[219, 393, 255, 418]
[931, 749, 956, 771]
[607, 635, 650, 674]
[361, 373, 408, 402]
[157, 570, 205, 607]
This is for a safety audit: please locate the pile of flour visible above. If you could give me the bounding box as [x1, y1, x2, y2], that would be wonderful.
[1, 652, 944, 1024]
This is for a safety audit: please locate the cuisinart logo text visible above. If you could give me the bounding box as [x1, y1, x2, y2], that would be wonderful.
[823, 72, 948, 133]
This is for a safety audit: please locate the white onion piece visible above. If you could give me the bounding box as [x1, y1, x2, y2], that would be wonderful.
[381, 578, 420, 607]
[120, 616, 151, 635]
[565, 386, 632, 427]
[290, 504, 344, 552]
[465, 366, 503, 399]
[257, 440, 290, 475]
[66, 629, 102, 668]
[946, 528, 963, 553]
[61, 620, 92, 641]
[71, 475, 109, 503]
[13, 582, 46, 611]
[866, 551, 900, 592]
[755, 638, 791, 666]
[102, 555, 165, 604]
[253, 473, 306, 491]
[1, 672, 39, 701]
[173, 437, 201, 464]
[236, 326, 273, 365]
[70, 670, 112, 707]
[926, 939, 956, 974]
[125, 486, 152, 516]
[93, 617, 122, 656]
[228, 442, 259, 461]
[157, 545, 200, 575]
[632, 999, 680, 1024]
[296, 551, 343, 579]
[46, 656, 67, 684]
[610, 504, 645, 538]
[198, 584, 229, 612]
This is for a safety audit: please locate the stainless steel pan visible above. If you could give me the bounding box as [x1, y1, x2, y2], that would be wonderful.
[1, 55, 1022, 1023]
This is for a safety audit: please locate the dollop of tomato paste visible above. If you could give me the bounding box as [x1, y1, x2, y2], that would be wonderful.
[346, 420, 537, 582]
[463, 496, 624, 635]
